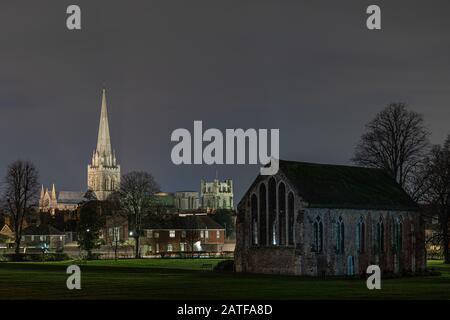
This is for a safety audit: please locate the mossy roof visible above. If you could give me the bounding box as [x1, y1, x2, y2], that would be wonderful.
[279, 160, 418, 211]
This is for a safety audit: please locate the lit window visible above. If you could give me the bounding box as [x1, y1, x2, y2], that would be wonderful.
[167, 244, 173, 252]
[147, 230, 153, 238]
[181, 230, 186, 238]
[180, 243, 186, 252]
[216, 230, 220, 239]
[154, 232, 159, 239]
[205, 230, 209, 239]
[200, 230, 204, 238]
[169, 230, 176, 238]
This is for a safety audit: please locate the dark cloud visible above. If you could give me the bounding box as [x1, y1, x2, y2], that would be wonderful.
[1, 0, 450, 201]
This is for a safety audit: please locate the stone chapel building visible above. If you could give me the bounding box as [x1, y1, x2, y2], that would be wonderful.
[235, 160, 426, 276]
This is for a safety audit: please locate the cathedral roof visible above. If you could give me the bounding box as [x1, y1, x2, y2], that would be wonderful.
[58, 191, 86, 204]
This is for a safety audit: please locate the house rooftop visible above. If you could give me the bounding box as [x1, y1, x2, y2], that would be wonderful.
[143, 215, 224, 230]
[22, 225, 64, 235]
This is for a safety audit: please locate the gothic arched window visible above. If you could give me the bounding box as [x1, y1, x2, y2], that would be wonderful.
[287, 192, 295, 245]
[336, 217, 345, 254]
[313, 216, 323, 253]
[251, 194, 258, 245]
[376, 217, 384, 253]
[393, 217, 403, 253]
[259, 184, 267, 246]
[356, 216, 365, 254]
[268, 178, 277, 246]
[278, 182, 286, 246]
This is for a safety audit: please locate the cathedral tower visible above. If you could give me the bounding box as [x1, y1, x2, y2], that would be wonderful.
[87, 89, 120, 200]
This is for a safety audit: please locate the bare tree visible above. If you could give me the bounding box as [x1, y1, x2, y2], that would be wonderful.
[116, 171, 160, 258]
[353, 103, 430, 199]
[2, 160, 39, 255]
[104, 195, 127, 260]
[423, 136, 450, 263]
[183, 216, 200, 258]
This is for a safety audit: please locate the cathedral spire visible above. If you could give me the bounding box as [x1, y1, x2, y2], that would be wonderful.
[96, 89, 112, 156]
[88, 88, 120, 200]
[51, 183, 56, 200]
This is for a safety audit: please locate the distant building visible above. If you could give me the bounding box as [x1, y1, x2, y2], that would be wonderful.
[235, 160, 426, 276]
[21, 225, 66, 250]
[153, 192, 174, 206]
[39, 89, 119, 214]
[201, 179, 233, 210]
[174, 191, 200, 210]
[87, 89, 121, 201]
[39, 184, 86, 214]
[141, 215, 225, 255]
[154, 191, 200, 212]
[101, 214, 129, 247]
[0, 223, 14, 245]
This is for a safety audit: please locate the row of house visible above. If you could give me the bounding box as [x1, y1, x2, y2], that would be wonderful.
[0, 207, 230, 255]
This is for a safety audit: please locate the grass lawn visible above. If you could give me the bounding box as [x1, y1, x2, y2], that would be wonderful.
[0, 259, 449, 299]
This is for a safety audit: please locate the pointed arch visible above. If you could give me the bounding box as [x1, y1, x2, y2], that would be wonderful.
[356, 216, 365, 254]
[393, 216, 403, 253]
[268, 177, 277, 245]
[336, 216, 345, 254]
[313, 216, 323, 253]
[287, 192, 295, 245]
[259, 183, 267, 246]
[278, 182, 286, 245]
[251, 194, 258, 245]
[376, 217, 384, 253]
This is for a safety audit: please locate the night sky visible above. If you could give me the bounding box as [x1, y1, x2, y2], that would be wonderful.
[1, 0, 450, 202]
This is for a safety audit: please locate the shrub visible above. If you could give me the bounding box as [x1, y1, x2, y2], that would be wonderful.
[3, 253, 70, 262]
[213, 259, 234, 272]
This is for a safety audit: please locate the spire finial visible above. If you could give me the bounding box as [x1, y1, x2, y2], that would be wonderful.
[96, 88, 112, 157]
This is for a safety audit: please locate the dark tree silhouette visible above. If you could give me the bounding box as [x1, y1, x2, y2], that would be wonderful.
[116, 171, 160, 258]
[423, 136, 450, 263]
[2, 160, 39, 255]
[77, 201, 104, 259]
[353, 103, 429, 200]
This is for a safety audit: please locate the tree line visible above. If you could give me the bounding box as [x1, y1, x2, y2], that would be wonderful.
[353, 102, 450, 263]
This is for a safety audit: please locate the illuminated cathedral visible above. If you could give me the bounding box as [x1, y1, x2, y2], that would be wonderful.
[87, 89, 121, 200]
[39, 89, 120, 212]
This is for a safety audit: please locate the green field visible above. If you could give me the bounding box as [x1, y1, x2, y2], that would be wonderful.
[0, 259, 449, 300]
